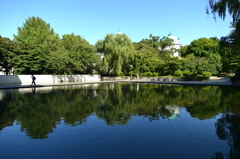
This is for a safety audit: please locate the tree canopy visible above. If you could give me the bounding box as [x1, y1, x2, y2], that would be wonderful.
[207, 0, 240, 72]
[0, 36, 16, 74]
[182, 37, 219, 57]
[95, 34, 133, 76]
[1, 14, 235, 76]
[6, 16, 98, 74]
[207, 0, 240, 24]
[13, 16, 60, 44]
[180, 38, 222, 74]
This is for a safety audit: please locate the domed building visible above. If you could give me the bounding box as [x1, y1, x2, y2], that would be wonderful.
[164, 32, 181, 57]
[117, 28, 122, 35]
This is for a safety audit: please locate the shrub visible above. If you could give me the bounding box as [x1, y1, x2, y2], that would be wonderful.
[129, 71, 135, 76]
[174, 70, 183, 77]
[192, 72, 198, 76]
[185, 75, 207, 81]
[141, 73, 147, 77]
[118, 71, 125, 76]
[202, 72, 212, 78]
[153, 72, 159, 76]
[182, 70, 191, 76]
[146, 72, 153, 77]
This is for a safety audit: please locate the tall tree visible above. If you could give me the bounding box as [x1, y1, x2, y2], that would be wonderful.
[218, 22, 240, 72]
[180, 37, 222, 74]
[46, 33, 98, 74]
[95, 34, 133, 76]
[13, 16, 61, 74]
[13, 16, 60, 44]
[0, 36, 16, 75]
[132, 42, 160, 73]
[182, 53, 222, 75]
[207, 0, 240, 24]
[136, 34, 179, 75]
[61, 33, 97, 74]
[182, 37, 219, 57]
[207, 0, 240, 72]
[9, 43, 42, 74]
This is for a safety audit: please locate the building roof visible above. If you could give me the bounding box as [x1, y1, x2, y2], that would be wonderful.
[168, 32, 180, 45]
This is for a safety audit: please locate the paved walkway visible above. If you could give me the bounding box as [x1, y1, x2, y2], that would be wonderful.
[136, 77, 235, 86]
[0, 77, 238, 89]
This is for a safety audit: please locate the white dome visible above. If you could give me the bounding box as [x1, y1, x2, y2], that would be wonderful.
[168, 33, 180, 45]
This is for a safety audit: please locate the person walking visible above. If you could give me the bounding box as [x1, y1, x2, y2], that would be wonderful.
[31, 74, 36, 85]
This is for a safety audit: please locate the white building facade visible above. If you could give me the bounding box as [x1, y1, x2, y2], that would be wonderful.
[164, 32, 181, 57]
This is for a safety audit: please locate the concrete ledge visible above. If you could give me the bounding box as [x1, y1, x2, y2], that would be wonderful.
[102, 77, 130, 80]
[134, 80, 233, 86]
[0, 74, 101, 85]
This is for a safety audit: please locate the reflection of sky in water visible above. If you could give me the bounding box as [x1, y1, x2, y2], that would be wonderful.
[0, 109, 229, 159]
[0, 84, 239, 159]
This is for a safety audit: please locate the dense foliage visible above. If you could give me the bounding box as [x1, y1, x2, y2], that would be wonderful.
[207, 0, 240, 73]
[95, 34, 133, 76]
[180, 38, 222, 75]
[1, 17, 97, 74]
[0, 14, 238, 76]
[0, 36, 16, 74]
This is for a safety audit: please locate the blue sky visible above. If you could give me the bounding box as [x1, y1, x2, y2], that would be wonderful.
[0, 0, 232, 46]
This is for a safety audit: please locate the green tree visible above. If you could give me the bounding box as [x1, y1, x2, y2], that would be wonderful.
[13, 16, 61, 74]
[182, 53, 222, 74]
[179, 45, 189, 57]
[164, 56, 182, 75]
[183, 37, 219, 57]
[45, 34, 98, 74]
[95, 34, 133, 76]
[9, 43, 42, 74]
[0, 36, 16, 75]
[45, 47, 69, 74]
[140, 34, 173, 50]
[132, 42, 160, 74]
[218, 23, 240, 72]
[207, 0, 240, 72]
[61, 33, 97, 74]
[207, 0, 240, 24]
[180, 38, 222, 74]
[134, 34, 178, 75]
[13, 16, 60, 44]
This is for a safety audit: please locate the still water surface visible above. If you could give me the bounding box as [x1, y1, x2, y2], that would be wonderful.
[0, 83, 240, 159]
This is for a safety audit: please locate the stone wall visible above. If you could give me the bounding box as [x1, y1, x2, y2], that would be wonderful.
[0, 74, 101, 85]
[101, 77, 130, 80]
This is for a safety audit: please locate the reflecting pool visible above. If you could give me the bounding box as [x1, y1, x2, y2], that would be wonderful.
[0, 83, 240, 159]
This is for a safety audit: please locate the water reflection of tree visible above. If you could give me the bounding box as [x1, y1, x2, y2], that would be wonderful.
[95, 84, 173, 125]
[1, 86, 101, 139]
[0, 83, 240, 140]
[212, 88, 240, 159]
[213, 113, 240, 159]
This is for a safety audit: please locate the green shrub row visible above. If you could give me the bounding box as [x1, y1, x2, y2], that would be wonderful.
[173, 70, 212, 81]
[122, 70, 213, 81]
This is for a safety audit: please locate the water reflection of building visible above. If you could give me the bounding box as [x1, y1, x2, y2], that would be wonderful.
[165, 106, 180, 121]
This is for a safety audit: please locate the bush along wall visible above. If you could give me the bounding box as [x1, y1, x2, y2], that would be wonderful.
[183, 71, 212, 81]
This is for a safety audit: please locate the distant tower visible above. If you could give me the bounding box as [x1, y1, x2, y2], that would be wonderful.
[164, 31, 181, 57]
[117, 28, 122, 34]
